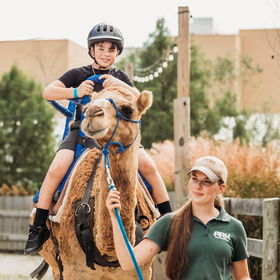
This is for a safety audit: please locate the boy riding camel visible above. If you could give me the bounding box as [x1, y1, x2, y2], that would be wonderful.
[24, 22, 172, 255]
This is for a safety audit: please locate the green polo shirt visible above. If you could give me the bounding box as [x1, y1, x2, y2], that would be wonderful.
[145, 207, 249, 280]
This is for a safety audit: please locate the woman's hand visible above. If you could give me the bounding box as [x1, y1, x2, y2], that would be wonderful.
[106, 190, 121, 217]
[76, 80, 94, 97]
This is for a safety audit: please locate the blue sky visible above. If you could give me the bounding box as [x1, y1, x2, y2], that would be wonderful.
[1, 0, 279, 48]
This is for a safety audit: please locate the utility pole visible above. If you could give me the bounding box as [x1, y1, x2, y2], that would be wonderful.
[173, 6, 191, 208]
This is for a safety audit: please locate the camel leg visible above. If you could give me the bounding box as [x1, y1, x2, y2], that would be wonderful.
[62, 259, 105, 280]
[52, 270, 61, 280]
[49, 262, 152, 280]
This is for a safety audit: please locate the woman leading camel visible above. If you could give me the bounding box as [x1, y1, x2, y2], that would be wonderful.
[106, 156, 251, 280]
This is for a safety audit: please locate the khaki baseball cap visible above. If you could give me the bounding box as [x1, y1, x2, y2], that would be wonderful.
[188, 156, 228, 183]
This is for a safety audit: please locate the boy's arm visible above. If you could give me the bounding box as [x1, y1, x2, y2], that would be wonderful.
[42, 80, 94, 100]
[138, 148, 172, 215]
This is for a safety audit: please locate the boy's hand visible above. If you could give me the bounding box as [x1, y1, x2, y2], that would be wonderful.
[106, 190, 121, 217]
[100, 75, 125, 88]
[77, 80, 94, 97]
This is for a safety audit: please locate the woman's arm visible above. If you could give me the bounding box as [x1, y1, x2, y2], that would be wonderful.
[106, 190, 160, 271]
[232, 259, 251, 280]
[42, 80, 94, 100]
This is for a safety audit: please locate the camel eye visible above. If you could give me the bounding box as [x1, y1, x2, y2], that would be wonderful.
[83, 106, 88, 114]
[119, 106, 134, 119]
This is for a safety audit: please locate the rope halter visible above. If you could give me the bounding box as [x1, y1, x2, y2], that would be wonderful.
[97, 98, 141, 168]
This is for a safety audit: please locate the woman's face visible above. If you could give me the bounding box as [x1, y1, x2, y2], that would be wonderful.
[188, 170, 225, 206]
[91, 42, 119, 68]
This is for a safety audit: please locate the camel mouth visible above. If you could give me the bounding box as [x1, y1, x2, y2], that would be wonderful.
[84, 126, 109, 139]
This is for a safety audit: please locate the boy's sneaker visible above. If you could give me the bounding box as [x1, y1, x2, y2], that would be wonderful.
[24, 225, 50, 255]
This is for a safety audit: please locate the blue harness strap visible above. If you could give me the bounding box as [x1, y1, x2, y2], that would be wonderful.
[138, 171, 152, 192]
[33, 75, 104, 203]
[33, 75, 152, 204]
[56, 95, 94, 195]
[33, 78, 147, 278]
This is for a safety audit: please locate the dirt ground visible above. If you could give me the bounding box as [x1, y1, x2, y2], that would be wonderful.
[0, 253, 52, 280]
[0, 252, 169, 280]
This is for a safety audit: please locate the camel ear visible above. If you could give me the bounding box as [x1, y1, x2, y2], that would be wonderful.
[137, 90, 153, 115]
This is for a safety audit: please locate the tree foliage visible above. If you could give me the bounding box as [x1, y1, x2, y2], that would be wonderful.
[0, 66, 55, 190]
[118, 18, 267, 147]
[133, 18, 177, 147]
[119, 19, 237, 147]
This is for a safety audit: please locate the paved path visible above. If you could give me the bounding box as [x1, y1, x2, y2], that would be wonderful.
[0, 253, 52, 280]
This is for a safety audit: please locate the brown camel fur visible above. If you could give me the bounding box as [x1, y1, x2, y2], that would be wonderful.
[39, 86, 157, 279]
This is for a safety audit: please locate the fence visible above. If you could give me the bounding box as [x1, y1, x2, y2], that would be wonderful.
[224, 197, 280, 280]
[0, 196, 32, 251]
[152, 196, 280, 280]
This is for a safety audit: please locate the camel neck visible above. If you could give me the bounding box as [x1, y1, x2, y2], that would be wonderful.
[107, 146, 138, 186]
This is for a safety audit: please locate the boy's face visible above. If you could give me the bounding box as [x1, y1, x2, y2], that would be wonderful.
[91, 42, 119, 68]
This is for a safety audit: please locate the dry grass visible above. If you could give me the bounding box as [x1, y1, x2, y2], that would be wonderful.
[1, 138, 279, 199]
[147, 140, 175, 191]
[0, 184, 33, 196]
[147, 138, 280, 198]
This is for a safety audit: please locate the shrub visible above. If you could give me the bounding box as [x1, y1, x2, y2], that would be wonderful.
[188, 137, 280, 198]
[0, 184, 34, 196]
[148, 138, 280, 198]
[146, 140, 174, 191]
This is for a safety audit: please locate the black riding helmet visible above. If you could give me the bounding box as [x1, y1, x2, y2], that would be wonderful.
[87, 22, 124, 59]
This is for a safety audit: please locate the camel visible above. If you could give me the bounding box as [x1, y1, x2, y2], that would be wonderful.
[37, 85, 157, 280]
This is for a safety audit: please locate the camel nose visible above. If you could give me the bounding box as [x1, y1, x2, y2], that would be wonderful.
[86, 105, 104, 118]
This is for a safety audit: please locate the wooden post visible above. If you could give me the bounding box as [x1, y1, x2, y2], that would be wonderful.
[173, 99, 190, 208]
[174, 6, 190, 208]
[152, 7, 191, 278]
[262, 198, 280, 280]
[125, 62, 134, 80]
[177, 6, 190, 98]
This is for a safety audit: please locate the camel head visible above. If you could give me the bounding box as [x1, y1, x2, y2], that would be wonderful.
[81, 86, 153, 147]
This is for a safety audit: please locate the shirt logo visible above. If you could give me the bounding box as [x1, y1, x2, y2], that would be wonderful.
[213, 231, 231, 242]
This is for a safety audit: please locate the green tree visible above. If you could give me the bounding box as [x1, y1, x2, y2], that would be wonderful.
[0, 66, 55, 191]
[189, 45, 215, 136]
[119, 19, 239, 146]
[133, 18, 177, 147]
[118, 19, 264, 147]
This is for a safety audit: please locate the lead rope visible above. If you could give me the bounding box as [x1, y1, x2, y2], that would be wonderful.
[105, 165, 144, 280]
